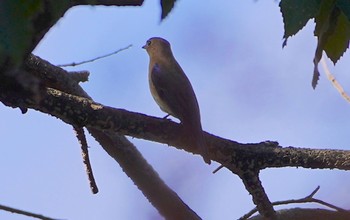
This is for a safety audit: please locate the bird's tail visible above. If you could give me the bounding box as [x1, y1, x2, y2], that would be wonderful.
[184, 123, 211, 164]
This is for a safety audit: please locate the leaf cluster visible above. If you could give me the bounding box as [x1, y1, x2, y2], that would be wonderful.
[280, 0, 350, 88]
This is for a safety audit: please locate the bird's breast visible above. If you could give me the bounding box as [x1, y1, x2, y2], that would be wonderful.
[148, 69, 175, 116]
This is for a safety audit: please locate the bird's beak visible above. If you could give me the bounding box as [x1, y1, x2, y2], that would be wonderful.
[142, 44, 147, 49]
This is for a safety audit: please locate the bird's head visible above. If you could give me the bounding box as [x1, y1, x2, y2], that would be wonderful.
[142, 37, 172, 58]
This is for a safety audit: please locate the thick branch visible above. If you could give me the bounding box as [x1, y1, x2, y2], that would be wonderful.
[237, 170, 275, 219]
[89, 128, 201, 220]
[13, 85, 350, 172]
[22, 54, 350, 173]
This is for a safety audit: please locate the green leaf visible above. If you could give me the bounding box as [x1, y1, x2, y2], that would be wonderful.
[278, 0, 350, 89]
[312, 44, 322, 89]
[312, 0, 338, 89]
[0, 0, 43, 66]
[48, 1, 71, 23]
[280, 0, 321, 39]
[324, 11, 350, 64]
[160, 0, 176, 20]
[336, 0, 350, 21]
[314, 0, 337, 37]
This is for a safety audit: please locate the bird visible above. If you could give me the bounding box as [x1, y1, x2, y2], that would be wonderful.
[142, 37, 211, 164]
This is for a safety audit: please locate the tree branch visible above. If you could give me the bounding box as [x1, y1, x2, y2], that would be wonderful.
[57, 44, 132, 67]
[88, 128, 201, 220]
[74, 126, 99, 194]
[0, 203, 60, 220]
[241, 186, 350, 220]
[12, 84, 350, 172]
[238, 170, 275, 219]
[3, 54, 350, 219]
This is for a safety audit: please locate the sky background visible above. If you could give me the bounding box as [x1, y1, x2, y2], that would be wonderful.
[1, 1, 350, 219]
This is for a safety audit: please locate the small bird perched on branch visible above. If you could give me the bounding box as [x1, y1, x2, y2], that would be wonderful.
[143, 37, 211, 164]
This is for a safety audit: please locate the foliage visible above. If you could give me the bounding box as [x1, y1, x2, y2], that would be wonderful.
[160, 0, 177, 20]
[0, 0, 43, 66]
[279, 0, 350, 88]
[0, 0, 70, 67]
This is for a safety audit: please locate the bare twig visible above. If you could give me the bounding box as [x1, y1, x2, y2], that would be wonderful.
[0, 204, 60, 220]
[213, 158, 233, 174]
[74, 126, 99, 194]
[321, 57, 350, 103]
[311, 198, 348, 213]
[308, 185, 320, 197]
[57, 44, 132, 67]
[212, 164, 224, 174]
[239, 186, 349, 219]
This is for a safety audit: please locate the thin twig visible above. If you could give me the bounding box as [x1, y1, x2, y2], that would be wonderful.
[239, 186, 349, 219]
[308, 185, 320, 198]
[213, 158, 233, 174]
[212, 164, 224, 174]
[311, 198, 348, 212]
[57, 44, 132, 67]
[0, 204, 60, 220]
[74, 126, 99, 194]
[321, 57, 350, 103]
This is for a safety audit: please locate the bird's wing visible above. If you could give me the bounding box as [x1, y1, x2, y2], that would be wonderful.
[150, 62, 200, 122]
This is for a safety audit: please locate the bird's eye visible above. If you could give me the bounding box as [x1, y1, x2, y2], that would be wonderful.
[147, 40, 152, 46]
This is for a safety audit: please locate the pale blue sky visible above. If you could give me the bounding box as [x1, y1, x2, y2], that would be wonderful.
[1, 1, 350, 219]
